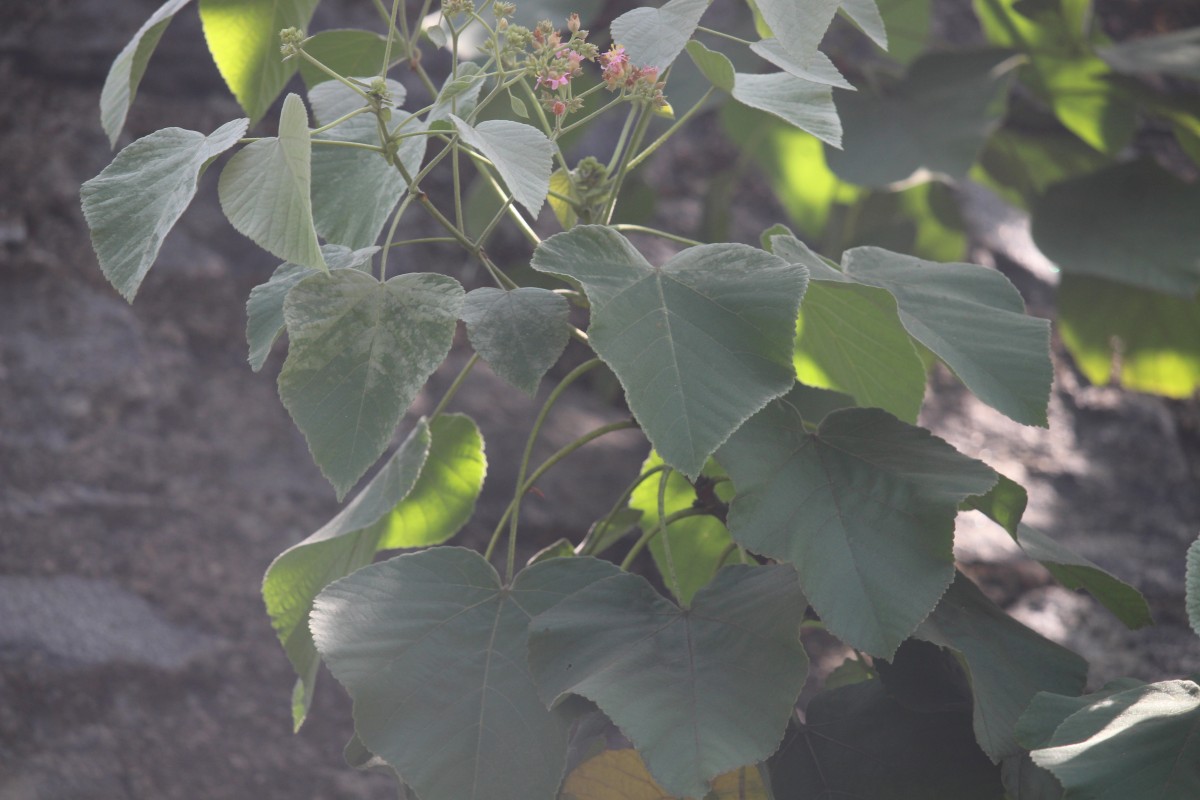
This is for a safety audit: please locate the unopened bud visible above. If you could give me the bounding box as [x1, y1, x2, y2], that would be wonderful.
[494, 1, 515, 17]
[567, 13, 581, 33]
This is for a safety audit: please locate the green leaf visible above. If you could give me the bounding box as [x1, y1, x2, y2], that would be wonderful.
[1031, 680, 1200, 799]
[1189, 536, 1200, 637]
[732, 72, 843, 148]
[547, 168, 578, 230]
[263, 419, 430, 729]
[719, 398, 997, 656]
[531, 226, 807, 478]
[915, 572, 1088, 762]
[1101, 27, 1200, 81]
[1058, 276, 1200, 399]
[278, 270, 464, 498]
[838, 0, 887, 49]
[263, 414, 485, 728]
[312, 551, 617, 800]
[609, 0, 710, 71]
[309, 77, 406, 124]
[1016, 523, 1153, 630]
[628, 452, 735, 605]
[528, 564, 808, 798]
[562, 749, 772, 799]
[748, 38, 853, 90]
[825, 50, 1012, 187]
[218, 93, 326, 271]
[1017, 678, 1147, 751]
[81, 118, 248, 301]
[1000, 753, 1064, 800]
[962, 472, 1028, 537]
[199, 0, 320, 122]
[578, 508, 643, 558]
[779, 232, 925, 422]
[686, 40, 736, 92]
[841, 247, 1053, 427]
[450, 116, 553, 218]
[1032, 161, 1200, 297]
[100, 0, 194, 147]
[460, 288, 570, 395]
[973, 126, 1111, 210]
[298, 29, 391, 87]
[755, 0, 842, 67]
[769, 679, 1005, 799]
[245, 243, 377, 371]
[428, 62, 486, 122]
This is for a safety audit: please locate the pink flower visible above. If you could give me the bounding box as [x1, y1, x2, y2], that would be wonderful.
[552, 100, 567, 116]
[537, 72, 571, 90]
[599, 45, 627, 70]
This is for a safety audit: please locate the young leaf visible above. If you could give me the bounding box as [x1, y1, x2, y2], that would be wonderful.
[218, 93, 326, 271]
[825, 50, 1012, 187]
[450, 116, 553, 218]
[748, 38, 853, 90]
[81, 118, 248, 301]
[841, 247, 1053, 427]
[100, 0, 194, 147]
[199, 0, 320, 122]
[246, 244, 378, 371]
[686, 41, 736, 92]
[627, 452, 735, 605]
[719, 398, 997, 657]
[769, 680, 1005, 798]
[311, 551, 619, 800]
[1187, 535, 1200, 637]
[278, 270, 464, 498]
[1059, 276, 1200, 399]
[460, 288, 570, 395]
[528, 564, 808, 799]
[609, 0, 710, 71]
[754, 0, 842, 68]
[1030, 680, 1200, 799]
[531, 226, 808, 478]
[732, 73, 843, 148]
[298, 29, 391, 88]
[1031, 161, 1200, 298]
[914, 572, 1089, 762]
[308, 77, 407, 125]
[428, 62, 486, 122]
[562, 749, 770, 799]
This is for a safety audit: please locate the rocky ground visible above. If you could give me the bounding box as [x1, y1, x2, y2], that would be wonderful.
[1, 1, 1198, 798]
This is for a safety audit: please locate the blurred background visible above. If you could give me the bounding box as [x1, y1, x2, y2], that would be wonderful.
[1, 0, 1198, 797]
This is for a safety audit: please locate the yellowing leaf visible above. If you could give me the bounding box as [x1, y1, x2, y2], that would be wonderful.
[561, 749, 769, 800]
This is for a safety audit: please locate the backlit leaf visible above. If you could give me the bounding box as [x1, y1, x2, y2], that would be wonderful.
[81, 118, 248, 301]
[460, 288, 570, 395]
[686, 40, 736, 92]
[245, 243, 377, 371]
[199, 0, 320, 122]
[451, 116, 553, 218]
[218, 93, 326, 271]
[531, 226, 807, 478]
[528, 564, 808, 798]
[278, 269, 463, 498]
[561, 749, 769, 799]
[719, 397, 997, 656]
[609, 0, 710, 71]
[915, 572, 1089, 761]
[100, 0, 194, 147]
[312, 550, 617, 800]
[732, 72, 842, 148]
[298, 29, 391, 87]
[842, 247, 1053, 427]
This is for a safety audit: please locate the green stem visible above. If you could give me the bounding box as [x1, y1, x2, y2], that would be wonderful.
[605, 106, 639, 175]
[604, 105, 654, 224]
[518, 77, 572, 174]
[484, 416, 636, 564]
[381, 0, 404, 74]
[579, 464, 669, 556]
[712, 541, 739, 580]
[619, 507, 710, 571]
[696, 26, 755, 46]
[297, 50, 371, 100]
[654, 469, 683, 601]
[504, 359, 603, 581]
[378, 192, 415, 280]
[308, 138, 385, 153]
[385, 236, 460, 249]
[626, 87, 715, 171]
[610, 224, 703, 247]
[557, 94, 624, 136]
[431, 353, 481, 419]
[310, 105, 373, 135]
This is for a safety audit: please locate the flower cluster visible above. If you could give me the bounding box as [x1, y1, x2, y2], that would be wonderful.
[599, 44, 667, 109]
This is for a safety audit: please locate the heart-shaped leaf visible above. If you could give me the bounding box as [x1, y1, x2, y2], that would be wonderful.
[100, 0, 194, 147]
[528, 564, 808, 798]
[199, 0, 320, 122]
[719, 397, 997, 656]
[451, 116, 553, 218]
[686, 40, 736, 92]
[311, 550, 619, 800]
[841, 247, 1053, 427]
[246, 244, 378, 371]
[81, 117, 248, 301]
[263, 414, 485, 728]
[609, 0, 710, 71]
[532, 226, 807, 478]
[278, 269, 464, 498]
[915, 572, 1089, 762]
[732, 72, 842, 148]
[298, 29, 392, 87]
[460, 288, 570, 395]
[218, 93, 326, 271]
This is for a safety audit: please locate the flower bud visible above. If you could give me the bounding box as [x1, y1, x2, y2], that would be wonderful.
[567, 13, 581, 33]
